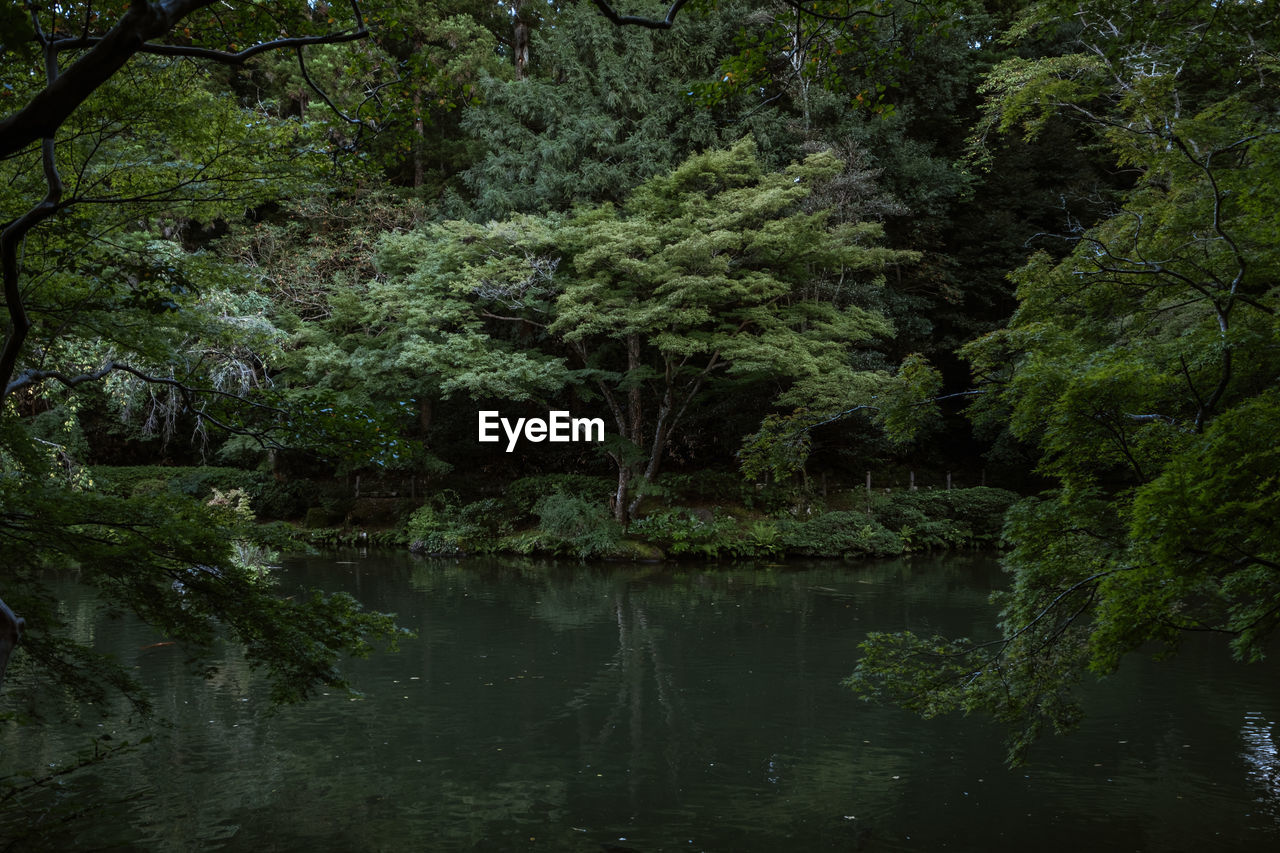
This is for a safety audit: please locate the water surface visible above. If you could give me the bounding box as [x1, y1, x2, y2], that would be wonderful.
[4, 552, 1279, 851]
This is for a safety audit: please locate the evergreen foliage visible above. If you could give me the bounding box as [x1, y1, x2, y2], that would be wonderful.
[459, 0, 776, 219]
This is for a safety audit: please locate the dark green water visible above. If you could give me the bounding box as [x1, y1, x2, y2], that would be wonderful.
[4, 552, 1280, 851]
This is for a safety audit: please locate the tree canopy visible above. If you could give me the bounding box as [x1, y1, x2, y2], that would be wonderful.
[850, 0, 1280, 761]
[303, 138, 914, 522]
[0, 0, 402, 723]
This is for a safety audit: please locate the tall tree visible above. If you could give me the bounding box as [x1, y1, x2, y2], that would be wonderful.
[850, 0, 1280, 762]
[0, 1, 404, 707]
[549, 139, 913, 520]
[320, 139, 915, 522]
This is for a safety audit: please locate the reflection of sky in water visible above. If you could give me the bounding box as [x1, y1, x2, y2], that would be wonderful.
[1242, 711, 1280, 820]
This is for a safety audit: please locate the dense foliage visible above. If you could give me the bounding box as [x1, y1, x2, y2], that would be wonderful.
[0, 0, 405, 763]
[1, 0, 1277, 793]
[849, 0, 1280, 761]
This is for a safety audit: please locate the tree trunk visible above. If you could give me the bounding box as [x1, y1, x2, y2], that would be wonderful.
[418, 397, 433, 435]
[628, 391, 673, 520]
[412, 69, 425, 187]
[613, 461, 631, 525]
[618, 333, 645, 521]
[0, 597, 24, 694]
[513, 1, 531, 79]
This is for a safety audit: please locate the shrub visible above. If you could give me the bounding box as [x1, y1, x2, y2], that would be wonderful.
[628, 508, 740, 559]
[940, 487, 1018, 543]
[863, 487, 1019, 549]
[507, 474, 614, 516]
[869, 490, 945, 530]
[533, 493, 621, 559]
[780, 511, 904, 558]
[457, 497, 516, 539]
[405, 491, 478, 555]
[91, 466, 268, 499]
[745, 519, 783, 557]
[206, 488, 277, 578]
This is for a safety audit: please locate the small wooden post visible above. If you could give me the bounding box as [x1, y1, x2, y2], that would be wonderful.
[946, 471, 952, 490]
[910, 471, 916, 491]
[866, 471, 872, 493]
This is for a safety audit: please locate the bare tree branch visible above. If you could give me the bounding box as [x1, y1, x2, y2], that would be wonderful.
[588, 0, 692, 30]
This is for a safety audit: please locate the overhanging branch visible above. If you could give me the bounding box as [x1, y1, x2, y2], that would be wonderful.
[0, 0, 372, 399]
[52, 28, 369, 65]
[588, 0, 691, 29]
[5, 360, 290, 453]
[0, 0, 371, 160]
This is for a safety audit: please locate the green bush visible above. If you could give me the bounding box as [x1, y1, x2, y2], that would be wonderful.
[863, 487, 1018, 549]
[457, 497, 516, 538]
[868, 490, 944, 530]
[507, 474, 614, 516]
[898, 518, 969, 551]
[533, 493, 621, 559]
[628, 508, 741, 558]
[129, 478, 168, 497]
[745, 519, 783, 557]
[494, 530, 544, 555]
[403, 491, 523, 554]
[405, 491, 478, 555]
[940, 487, 1018, 543]
[780, 511, 904, 558]
[92, 466, 268, 500]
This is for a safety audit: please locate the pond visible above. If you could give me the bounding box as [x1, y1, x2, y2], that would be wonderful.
[4, 552, 1279, 851]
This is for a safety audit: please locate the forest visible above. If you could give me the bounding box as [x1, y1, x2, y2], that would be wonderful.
[2, 0, 1279, 836]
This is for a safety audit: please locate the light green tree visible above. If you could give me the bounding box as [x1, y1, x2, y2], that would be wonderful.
[323, 138, 916, 522]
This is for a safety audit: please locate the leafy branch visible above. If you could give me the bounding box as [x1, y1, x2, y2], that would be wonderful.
[0, 1, 373, 405]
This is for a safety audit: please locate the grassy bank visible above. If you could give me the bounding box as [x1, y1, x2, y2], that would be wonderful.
[89, 466, 1017, 561]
